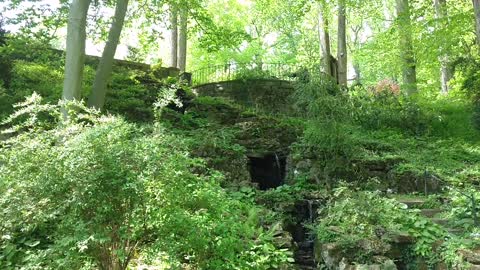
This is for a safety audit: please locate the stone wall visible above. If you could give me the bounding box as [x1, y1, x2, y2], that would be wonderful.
[193, 79, 295, 114]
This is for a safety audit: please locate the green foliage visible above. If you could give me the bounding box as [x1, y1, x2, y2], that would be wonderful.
[440, 235, 480, 269]
[10, 60, 64, 103]
[0, 95, 293, 270]
[316, 188, 445, 263]
[352, 90, 434, 136]
[292, 76, 358, 187]
[0, 55, 192, 123]
[0, 84, 13, 120]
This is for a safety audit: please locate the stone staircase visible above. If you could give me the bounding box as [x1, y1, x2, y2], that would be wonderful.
[395, 196, 480, 269]
[295, 243, 316, 270]
[395, 196, 463, 236]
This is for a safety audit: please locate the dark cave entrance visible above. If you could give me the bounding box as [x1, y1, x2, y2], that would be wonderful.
[248, 154, 287, 190]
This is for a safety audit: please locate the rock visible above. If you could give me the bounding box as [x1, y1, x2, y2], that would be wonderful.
[339, 258, 356, 270]
[338, 257, 397, 270]
[318, 243, 343, 269]
[459, 249, 480, 264]
[386, 231, 415, 244]
[271, 224, 293, 249]
[435, 262, 448, 270]
[358, 239, 391, 255]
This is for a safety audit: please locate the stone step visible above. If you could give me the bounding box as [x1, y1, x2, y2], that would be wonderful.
[396, 198, 427, 208]
[447, 228, 464, 236]
[420, 208, 444, 218]
[430, 217, 450, 226]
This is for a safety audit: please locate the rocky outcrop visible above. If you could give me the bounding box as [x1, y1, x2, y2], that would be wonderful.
[316, 242, 398, 270]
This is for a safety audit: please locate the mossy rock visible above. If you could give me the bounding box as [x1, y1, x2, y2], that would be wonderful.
[188, 128, 251, 187]
[235, 116, 302, 157]
[186, 96, 244, 125]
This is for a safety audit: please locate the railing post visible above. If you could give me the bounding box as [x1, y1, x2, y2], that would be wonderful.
[472, 194, 479, 227]
[424, 169, 428, 196]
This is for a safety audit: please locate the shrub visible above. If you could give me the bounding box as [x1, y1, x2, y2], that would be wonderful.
[291, 76, 357, 187]
[352, 89, 435, 136]
[0, 96, 293, 269]
[372, 79, 401, 96]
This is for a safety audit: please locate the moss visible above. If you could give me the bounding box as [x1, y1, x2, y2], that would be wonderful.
[186, 128, 251, 187]
[235, 116, 303, 157]
[186, 96, 244, 125]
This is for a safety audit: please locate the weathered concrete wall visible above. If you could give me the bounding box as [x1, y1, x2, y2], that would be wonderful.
[193, 79, 295, 114]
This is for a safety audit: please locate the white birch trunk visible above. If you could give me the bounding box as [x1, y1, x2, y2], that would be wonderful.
[170, 6, 178, 68]
[178, 8, 188, 72]
[62, 0, 92, 103]
[88, 0, 129, 110]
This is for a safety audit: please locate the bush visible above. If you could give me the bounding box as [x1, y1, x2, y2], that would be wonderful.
[0, 96, 293, 269]
[352, 89, 435, 136]
[291, 76, 357, 187]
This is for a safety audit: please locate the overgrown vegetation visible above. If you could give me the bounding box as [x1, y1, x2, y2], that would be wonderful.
[0, 96, 293, 270]
[3, 0, 480, 268]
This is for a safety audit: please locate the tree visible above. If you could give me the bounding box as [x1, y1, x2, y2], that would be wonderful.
[434, 0, 452, 94]
[88, 0, 130, 110]
[62, 0, 92, 105]
[318, 1, 333, 77]
[396, 0, 417, 94]
[178, 7, 188, 72]
[170, 5, 179, 68]
[337, 0, 348, 87]
[473, 0, 480, 46]
[0, 17, 8, 46]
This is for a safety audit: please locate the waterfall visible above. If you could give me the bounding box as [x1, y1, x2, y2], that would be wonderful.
[307, 200, 314, 224]
[274, 153, 282, 180]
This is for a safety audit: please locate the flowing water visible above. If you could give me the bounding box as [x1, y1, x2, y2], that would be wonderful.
[290, 199, 320, 270]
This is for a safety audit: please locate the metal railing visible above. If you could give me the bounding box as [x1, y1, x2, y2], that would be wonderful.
[191, 62, 317, 86]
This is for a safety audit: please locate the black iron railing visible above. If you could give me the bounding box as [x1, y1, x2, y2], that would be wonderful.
[191, 62, 317, 86]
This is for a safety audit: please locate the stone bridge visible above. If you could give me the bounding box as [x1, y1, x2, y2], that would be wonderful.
[190, 63, 330, 114]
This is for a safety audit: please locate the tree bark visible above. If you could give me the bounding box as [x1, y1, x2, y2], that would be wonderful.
[337, 0, 348, 87]
[473, 0, 480, 46]
[178, 8, 187, 72]
[170, 5, 178, 68]
[62, 0, 92, 103]
[353, 63, 361, 85]
[317, 3, 332, 77]
[88, 0, 129, 110]
[434, 0, 452, 94]
[396, 0, 418, 94]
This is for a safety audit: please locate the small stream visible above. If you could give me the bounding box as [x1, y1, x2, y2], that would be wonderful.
[287, 199, 321, 270]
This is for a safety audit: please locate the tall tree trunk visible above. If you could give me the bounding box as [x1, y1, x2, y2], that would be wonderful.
[473, 0, 480, 46]
[62, 0, 91, 104]
[434, 0, 452, 94]
[178, 8, 187, 72]
[88, 0, 129, 110]
[396, 0, 418, 94]
[353, 63, 361, 85]
[317, 3, 332, 77]
[337, 0, 348, 87]
[170, 6, 178, 68]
